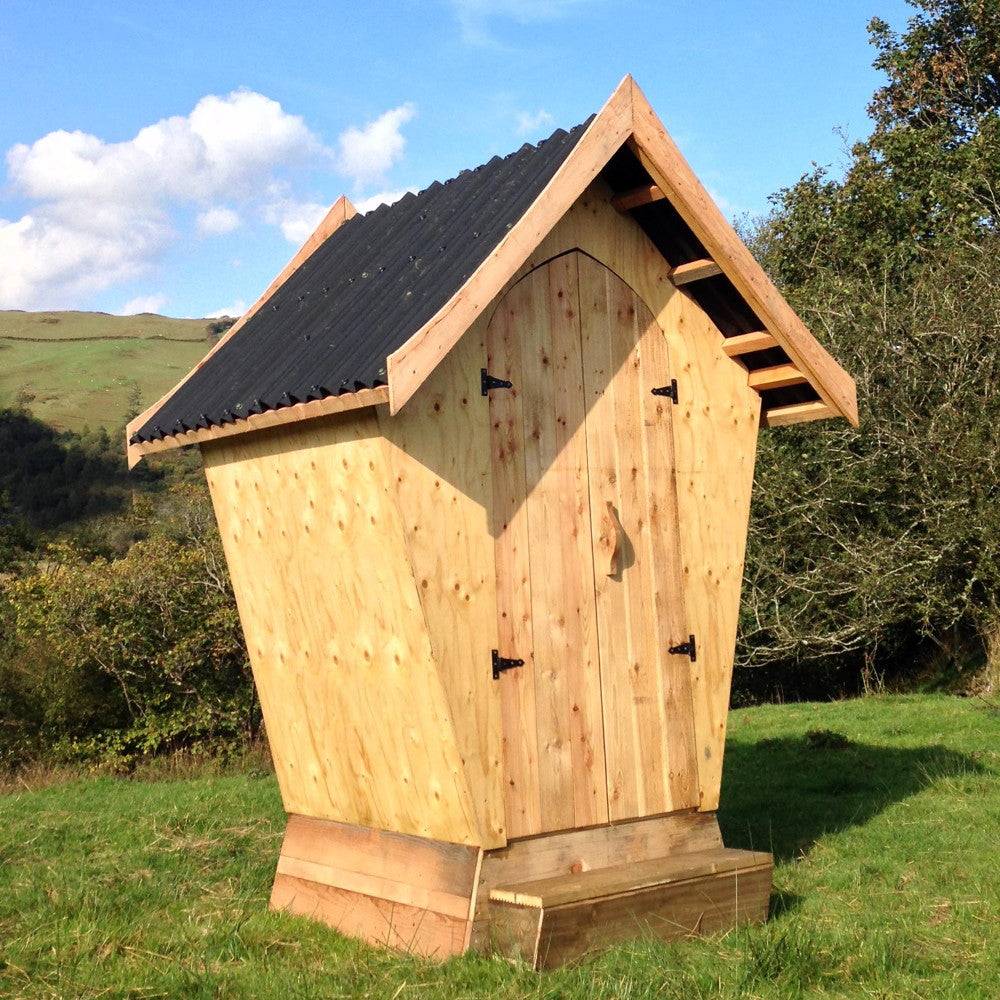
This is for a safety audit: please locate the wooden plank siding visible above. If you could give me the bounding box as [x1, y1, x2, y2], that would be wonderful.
[577, 252, 698, 820]
[487, 254, 609, 838]
[503, 180, 761, 813]
[471, 810, 722, 951]
[377, 313, 506, 848]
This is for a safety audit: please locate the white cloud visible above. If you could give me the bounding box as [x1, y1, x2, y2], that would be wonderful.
[207, 299, 246, 319]
[1, 89, 321, 309]
[197, 205, 241, 236]
[354, 187, 416, 215]
[264, 199, 329, 244]
[1, 91, 420, 309]
[336, 104, 415, 187]
[515, 109, 554, 136]
[450, 0, 590, 45]
[118, 293, 168, 315]
[0, 208, 171, 309]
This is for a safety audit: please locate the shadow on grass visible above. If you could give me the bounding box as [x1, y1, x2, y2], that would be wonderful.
[717, 734, 985, 863]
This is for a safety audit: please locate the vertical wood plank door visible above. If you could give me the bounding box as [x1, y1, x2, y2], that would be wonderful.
[488, 250, 699, 838]
[487, 252, 608, 838]
[576, 253, 699, 820]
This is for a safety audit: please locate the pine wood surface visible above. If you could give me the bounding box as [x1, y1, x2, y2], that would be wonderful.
[471, 810, 722, 949]
[201, 415, 482, 845]
[500, 182, 760, 812]
[487, 254, 608, 838]
[490, 847, 772, 907]
[576, 252, 697, 820]
[377, 314, 506, 847]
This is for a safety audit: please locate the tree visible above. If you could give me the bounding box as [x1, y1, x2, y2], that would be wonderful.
[742, 0, 1000, 691]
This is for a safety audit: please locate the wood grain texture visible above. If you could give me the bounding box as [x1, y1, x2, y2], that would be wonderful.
[130, 385, 388, 463]
[488, 254, 609, 837]
[763, 399, 836, 427]
[201, 414, 481, 844]
[669, 259, 723, 285]
[386, 77, 634, 414]
[503, 181, 760, 812]
[577, 252, 698, 820]
[279, 814, 480, 905]
[127, 195, 357, 466]
[628, 78, 857, 425]
[529, 859, 772, 969]
[611, 183, 665, 212]
[721, 330, 778, 357]
[747, 363, 808, 391]
[471, 810, 722, 949]
[487, 268, 542, 839]
[377, 313, 505, 848]
[490, 847, 771, 907]
[271, 873, 470, 958]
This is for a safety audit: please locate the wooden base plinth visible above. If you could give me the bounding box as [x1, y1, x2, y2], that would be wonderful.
[268, 812, 772, 968]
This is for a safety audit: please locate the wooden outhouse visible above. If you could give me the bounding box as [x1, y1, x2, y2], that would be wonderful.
[128, 78, 856, 967]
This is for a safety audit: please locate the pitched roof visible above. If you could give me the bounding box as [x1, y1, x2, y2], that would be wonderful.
[130, 121, 591, 445]
[128, 77, 857, 465]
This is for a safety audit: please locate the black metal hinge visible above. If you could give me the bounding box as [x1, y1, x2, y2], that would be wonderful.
[668, 634, 697, 662]
[492, 649, 524, 679]
[651, 378, 679, 404]
[481, 368, 514, 396]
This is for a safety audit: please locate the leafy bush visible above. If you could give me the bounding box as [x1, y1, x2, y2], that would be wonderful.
[0, 501, 254, 768]
[739, 0, 1000, 692]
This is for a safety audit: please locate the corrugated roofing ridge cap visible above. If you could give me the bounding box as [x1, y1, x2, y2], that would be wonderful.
[384, 75, 636, 414]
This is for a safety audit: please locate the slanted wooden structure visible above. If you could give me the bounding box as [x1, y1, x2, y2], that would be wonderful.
[127, 78, 856, 968]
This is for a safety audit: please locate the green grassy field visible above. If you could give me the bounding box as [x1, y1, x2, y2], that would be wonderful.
[0, 311, 216, 433]
[1, 695, 996, 999]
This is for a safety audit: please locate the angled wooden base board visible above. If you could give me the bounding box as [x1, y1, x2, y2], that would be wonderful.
[267, 811, 772, 969]
[268, 814, 480, 959]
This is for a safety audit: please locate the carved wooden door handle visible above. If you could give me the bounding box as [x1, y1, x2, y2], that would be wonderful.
[601, 500, 625, 577]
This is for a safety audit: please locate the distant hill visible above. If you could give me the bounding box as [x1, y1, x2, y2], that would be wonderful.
[0, 311, 223, 433]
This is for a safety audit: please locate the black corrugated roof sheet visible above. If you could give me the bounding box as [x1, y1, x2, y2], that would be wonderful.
[133, 119, 594, 443]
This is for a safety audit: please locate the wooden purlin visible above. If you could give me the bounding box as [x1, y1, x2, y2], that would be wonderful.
[626, 78, 858, 425]
[126, 195, 358, 467]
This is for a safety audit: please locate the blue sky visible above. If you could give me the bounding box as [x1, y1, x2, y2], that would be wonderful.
[0, 0, 914, 318]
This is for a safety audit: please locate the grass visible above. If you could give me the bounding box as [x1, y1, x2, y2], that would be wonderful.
[0, 311, 214, 432]
[1, 694, 997, 999]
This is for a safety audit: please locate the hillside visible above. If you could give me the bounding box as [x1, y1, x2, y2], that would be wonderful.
[0, 310, 220, 432]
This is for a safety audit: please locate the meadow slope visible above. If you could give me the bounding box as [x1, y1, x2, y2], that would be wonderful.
[0, 311, 217, 432]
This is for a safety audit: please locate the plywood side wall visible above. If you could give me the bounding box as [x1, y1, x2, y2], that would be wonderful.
[377, 317, 506, 848]
[509, 182, 760, 810]
[202, 414, 482, 845]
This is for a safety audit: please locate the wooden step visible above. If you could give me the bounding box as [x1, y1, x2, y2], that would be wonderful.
[487, 847, 773, 969]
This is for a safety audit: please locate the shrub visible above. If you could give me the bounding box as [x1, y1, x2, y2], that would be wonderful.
[0, 526, 254, 768]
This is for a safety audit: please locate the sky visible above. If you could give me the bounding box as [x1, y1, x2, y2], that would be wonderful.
[0, 0, 915, 318]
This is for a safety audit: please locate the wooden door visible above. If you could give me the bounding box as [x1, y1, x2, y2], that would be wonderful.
[576, 253, 698, 821]
[488, 250, 698, 839]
